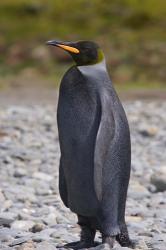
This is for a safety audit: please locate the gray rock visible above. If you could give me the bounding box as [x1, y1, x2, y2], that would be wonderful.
[36, 241, 57, 250]
[0, 227, 26, 239]
[1, 199, 13, 211]
[11, 220, 35, 231]
[13, 168, 28, 177]
[89, 243, 132, 250]
[138, 126, 158, 137]
[32, 234, 49, 242]
[128, 181, 150, 199]
[150, 166, 166, 192]
[4, 185, 37, 203]
[17, 241, 36, 250]
[0, 243, 12, 250]
[42, 213, 57, 226]
[0, 212, 16, 226]
[30, 223, 45, 233]
[32, 235, 47, 243]
[148, 238, 166, 250]
[9, 235, 32, 246]
[89, 243, 110, 250]
[113, 247, 132, 250]
[0, 189, 6, 203]
[37, 228, 56, 237]
[0, 233, 14, 243]
[32, 228, 56, 243]
[32, 172, 53, 182]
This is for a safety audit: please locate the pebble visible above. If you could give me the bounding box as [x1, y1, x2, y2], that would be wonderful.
[150, 166, 166, 192]
[11, 220, 35, 231]
[10, 238, 31, 247]
[90, 244, 132, 250]
[0, 102, 165, 249]
[0, 190, 6, 203]
[30, 223, 45, 233]
[128, 181, 150, 199]
[36, 241, 57, 250]
[89, 244, 110, 250]
[14, 240, 35, 250]
[0, 212, 16, 226]
[32, 172, 54, 182]
[113, 248, 131, 250]
[138, 126, 158, 137]
[14, 168, 28, 178]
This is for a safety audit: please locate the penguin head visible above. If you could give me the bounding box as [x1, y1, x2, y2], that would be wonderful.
[46, 40, 104, 66]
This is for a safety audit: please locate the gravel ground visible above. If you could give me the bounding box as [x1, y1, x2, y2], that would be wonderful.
[0, 101, 166, 250]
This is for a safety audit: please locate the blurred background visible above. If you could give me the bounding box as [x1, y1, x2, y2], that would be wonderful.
[0, 0, 166, 103]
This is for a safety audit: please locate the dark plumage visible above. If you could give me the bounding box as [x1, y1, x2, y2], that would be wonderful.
[47, 40, 135, 249]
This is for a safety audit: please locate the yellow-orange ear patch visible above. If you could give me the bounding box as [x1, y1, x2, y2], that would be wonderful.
[58, 44, 80, 54]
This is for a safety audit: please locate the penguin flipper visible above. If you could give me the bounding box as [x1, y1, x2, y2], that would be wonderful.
[59, 159, 68, 207]
[94, 91, 115, 201]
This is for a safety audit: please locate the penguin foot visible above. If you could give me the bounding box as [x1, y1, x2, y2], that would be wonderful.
[61, 240, 98, 249]
[102, 235, 115, 249]
[116, 233, 136, 249]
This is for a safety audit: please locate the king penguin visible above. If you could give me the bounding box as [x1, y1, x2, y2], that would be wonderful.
[46, 40, 135, 249]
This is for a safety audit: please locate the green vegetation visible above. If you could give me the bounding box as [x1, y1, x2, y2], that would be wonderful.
[0, 0, 165, 88]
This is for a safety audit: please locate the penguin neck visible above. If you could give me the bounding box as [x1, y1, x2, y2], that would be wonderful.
[77, 59, 107, 76]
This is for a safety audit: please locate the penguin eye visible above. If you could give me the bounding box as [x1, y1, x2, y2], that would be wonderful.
[83, 47, 92, 54]
[84, 48, 89, 53]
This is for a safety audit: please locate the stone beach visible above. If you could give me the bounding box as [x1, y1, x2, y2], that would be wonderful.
[0, 100, 166, 250]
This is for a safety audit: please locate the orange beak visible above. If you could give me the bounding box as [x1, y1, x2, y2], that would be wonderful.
[46, 40, 80, 54]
